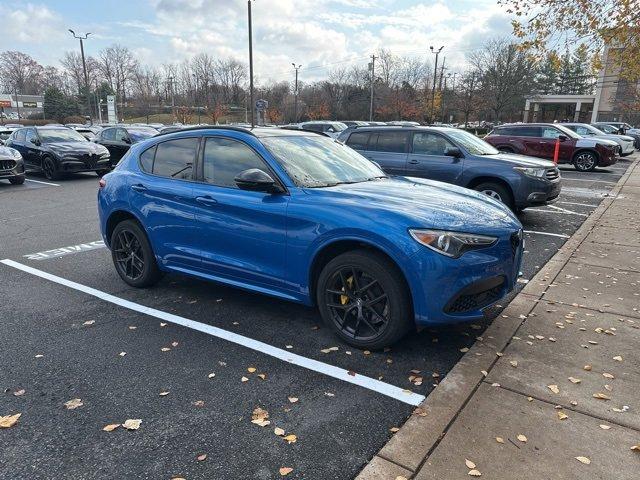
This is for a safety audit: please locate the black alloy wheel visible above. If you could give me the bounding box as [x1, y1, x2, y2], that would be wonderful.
[317, 250, 412, 349]
[111, 219, 162, 287]
[42, 156, 59, 180]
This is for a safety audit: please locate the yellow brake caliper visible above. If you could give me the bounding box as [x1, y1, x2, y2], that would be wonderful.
[341, 276, 354, 305]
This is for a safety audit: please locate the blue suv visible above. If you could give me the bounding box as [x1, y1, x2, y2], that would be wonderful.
[337, 126, 561, 211]
[98, 127, 524, 348]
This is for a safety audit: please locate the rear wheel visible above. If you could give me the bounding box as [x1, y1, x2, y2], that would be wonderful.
[317, 250, 413, 349]
[42, 156, 61, 180]
[111, 219, 162, 288]
[573, 151, 597, 172]
[9, 175, 25, 185]
[473, 182, 514, 210]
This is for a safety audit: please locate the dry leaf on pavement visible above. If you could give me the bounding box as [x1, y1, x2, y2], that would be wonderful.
[465, 459, 476, 469]
[13, 389, 25, 396]
[83, 320, 95, 326]
[247, 367, 257, 373]
[517, 434, 527, 443]
[547, 384, 560, 394]
[496, 437, 504, 443]
[0, 413, 21, 428]
[568, 377, 581, 384]
[599, 425, 611, 430]
[592, 393, 610, 400]
[631, 445, 640, 452]
[64, 398, 83, 410]
[288, 397, 299, 403]
[103, 423, 120, 432]
[575, 456, 591, 465]
[197, 454, 207, 461]
[274, 427, 285, 436]
[122, 419, 142, 430]
[279, 467, 293, 476]
[241, 376, 249, 382]
[468, 470, 482, 477]
[208, 373, 216, 378]
[557, 411, 568, 420]
[613, 356, 622, 362]
[284, 434, 297, 444]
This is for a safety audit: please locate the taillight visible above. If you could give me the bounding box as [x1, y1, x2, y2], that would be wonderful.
[99, 178, 106, 188]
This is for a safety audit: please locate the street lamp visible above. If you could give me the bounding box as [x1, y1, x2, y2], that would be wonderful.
[247, 0, 255, 127]
[69, 29, 92, 124]
[292, 63, 301, 122]
[430, 45, 444, 124]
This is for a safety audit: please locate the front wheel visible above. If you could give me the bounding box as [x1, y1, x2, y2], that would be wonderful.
[42, 156, 61, 180]
[317, 250, 413, 349]
[111, 219, 162, 288]
[473, 182, 514, 210]
[573, 151, 597, 172]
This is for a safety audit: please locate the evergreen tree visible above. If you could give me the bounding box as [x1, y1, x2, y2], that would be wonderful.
[43, 86, 79, 122]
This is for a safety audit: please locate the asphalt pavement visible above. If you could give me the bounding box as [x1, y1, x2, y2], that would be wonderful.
[0, 157, 634, 479]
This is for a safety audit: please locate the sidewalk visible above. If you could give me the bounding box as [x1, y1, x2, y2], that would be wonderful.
[359, 156, 640, 480]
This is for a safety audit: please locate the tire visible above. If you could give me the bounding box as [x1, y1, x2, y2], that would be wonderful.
[573, 151, 597, 172]
[9, 175, 25, 185]
[42, 156, 61, 180]
[316, 249, 413, 349]
[473, 182, 514, 210]
[110, 219, 162, 288]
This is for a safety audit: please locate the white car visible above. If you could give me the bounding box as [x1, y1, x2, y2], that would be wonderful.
[562, 123, 636, 157]
[298, 121, 348, 138]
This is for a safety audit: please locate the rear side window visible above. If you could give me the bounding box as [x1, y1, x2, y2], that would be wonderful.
[346, 132, 370, 150]
[139, 146, 156, 173]
[412, 132, 455, 155]
[101, 128, 116, 141]
[372, 131, 408, 153]
[152, 138, 197, 179]
[512, 126, 541, 137]
[25, 129, 38, 143]
[15, 129, 26, 142]
[541, 127, 562, 138]
[202, 137, 269, 188]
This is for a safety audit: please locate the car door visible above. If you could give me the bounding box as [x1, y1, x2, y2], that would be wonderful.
[8, 129, 28, 164]
[128, 138, 200, 269]
[362, 131, 409, 176]
[540, 126, 572, 162]
[113, 128, 132, 162]
[24, 128, 43, 169]
[97, 128, 118, 159]
[512, 126, 543, 157]
[406, 131, 463, 183]
[192, 135, 289, 289]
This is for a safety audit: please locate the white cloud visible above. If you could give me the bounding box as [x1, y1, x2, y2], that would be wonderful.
[2, 3, 63, 43]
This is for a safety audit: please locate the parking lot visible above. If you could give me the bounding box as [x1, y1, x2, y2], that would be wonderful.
[0, 156, 634, 479]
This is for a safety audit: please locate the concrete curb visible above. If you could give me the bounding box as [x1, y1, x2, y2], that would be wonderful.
[356, 157, 640, 479]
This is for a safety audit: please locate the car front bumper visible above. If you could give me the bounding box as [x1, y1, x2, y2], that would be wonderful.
[0, 158, 25, 179]
[60, 156, 111, 172]
[407, 228, 524, 326]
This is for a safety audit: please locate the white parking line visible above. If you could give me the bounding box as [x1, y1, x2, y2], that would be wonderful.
[526, 208, 588, 217]
[25, 178, 60, 187]
[523, 230, 570, 239]
[560, 186, 610, 197]
[561, 177, 616, 185]
[0, 259, 425, 407]
[556, 201, 599, 208]
[546, 204, 588, 216]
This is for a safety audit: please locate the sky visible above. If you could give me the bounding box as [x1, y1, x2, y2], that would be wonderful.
[0, 0, 516, 84]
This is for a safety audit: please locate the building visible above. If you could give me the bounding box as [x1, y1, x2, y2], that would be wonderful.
[0, 93, 44, 120]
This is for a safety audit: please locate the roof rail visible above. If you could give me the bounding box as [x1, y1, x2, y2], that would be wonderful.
[154, 125, 258, 137]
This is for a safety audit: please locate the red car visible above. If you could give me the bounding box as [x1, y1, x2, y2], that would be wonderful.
[485, 123, 618, 172]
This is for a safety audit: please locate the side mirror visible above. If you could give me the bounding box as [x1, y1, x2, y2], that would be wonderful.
[558, 135, 568, 142]
[122, 137, 131, 144]
[30, 138, 41, 146]
[235, 168, 283, 193]
[444, 146, 462, 157]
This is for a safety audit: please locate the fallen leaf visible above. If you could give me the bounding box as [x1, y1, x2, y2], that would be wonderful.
[347, 370, 356, 376]
[465, 459, 476, 469]
[568, 377, 581, 384]
[251, 419, 271, 427]
[119, 352, 127, 357]
[208, 373, 216, 379]
[284, 434, 297, 444]
[599, 424, 611, 430]
[161, 347, 171, 352]
[631, 445, 640, 452]
[602, 373, 614, 379]
[592, 393, 610, 400]
[0, 413, 21, 428]
[128, 326, 137, 330]
[83, 320, 95, 326]
[468, 470, 482, 477]
[390, 427, 400, 433]
[103, 423, 119, 432]
[557, 411, 568, 420]
[510, 361, 518, 368]
[159, 391, 170, 396]
[247, 367, 257, 373]
[13, 389, 25, 397]
[613, 355, 622, 362]
[413, 407, 428, 417]
[288, 397, 299, 403]
[241, 376, 249, 382]
[460, 347, 469, 353]
[575, 456, 591, 465]
[257, 373, 266, 380]
[279, 467, 293, 476]
[122, 419, 142, 430]
[548, 384, 560, 394]
[160, 322, 167, 327]
[517, 434, 527, 443]
[363, 350, 371, 355]
[197, 454, 207, 461]
[193, 400, 205, 407]
[274, 427, 285, 436]
[496, 437, 504, 444]
[64, 398, 83, 410]
[583, 365, 592, 371]
[252, 407, 269, 421]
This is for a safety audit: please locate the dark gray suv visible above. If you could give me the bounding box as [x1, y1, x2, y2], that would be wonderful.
[337, 126, 561, 211]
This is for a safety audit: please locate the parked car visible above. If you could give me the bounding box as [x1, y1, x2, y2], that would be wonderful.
[0, 145, 25, 185]
[594, 121, 633, 134]
[157, 126, 184, 135]
[6, 126, 110, 180]
[94, 126, 156, 166]
[340, 121, 369, 127]
[72, 126, 102, 141]
[561, 123, 636, 156]
[593, 122, 640, 149]
[298, 121, 347, 138]
[337, 126, 561, 211]
[98, 126, 524, 348]
[485, 123, 618, 171]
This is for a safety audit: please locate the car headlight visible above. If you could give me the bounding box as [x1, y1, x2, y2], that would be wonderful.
[514, 166, 546, 178]
[8, 148, 22, 159]
[409, 229, 497, 258]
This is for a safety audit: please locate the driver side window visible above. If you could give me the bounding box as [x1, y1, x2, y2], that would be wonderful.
[203, 137, 270, 188]
[25, 129, 38, 144]
[115, 128, 129, 143]
[542, 127, 562, 139]
[412, 132, 454, 155]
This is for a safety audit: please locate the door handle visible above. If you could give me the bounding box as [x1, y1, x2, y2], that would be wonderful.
[195, 195, 218, 206]
[131, 184, 147, 192]
[408, 159, 419, 164]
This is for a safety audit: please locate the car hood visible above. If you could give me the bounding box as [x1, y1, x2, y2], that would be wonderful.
[303, 177, 521, 234]
[575, 137, 618, 148]
[479, 152, 556, 168]
[47, 141, 109, 155]
[0, 145, 20, 159]
[588, 133, 634, 143]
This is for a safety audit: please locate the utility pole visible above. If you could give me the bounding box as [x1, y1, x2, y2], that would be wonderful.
[14, 87, 20, 120]
[369, 54, 377, 121]
[248, 0, 255, 127]
[441, 74, 448, 123]
[168, 76, 175, 122]
[430, 46, 444, 124]
[69, 30, 92, 124]
[292, 63, 301, 122]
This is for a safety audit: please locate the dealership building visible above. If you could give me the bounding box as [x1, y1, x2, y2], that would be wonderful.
[0, 93, 44, 119]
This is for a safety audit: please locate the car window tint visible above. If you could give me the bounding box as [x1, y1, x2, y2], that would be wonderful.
[373, 132, 408, 153]
[513, 126, 541, 137]
[115, 128, 129, 142]
[102, 128, 116, 141]
[346, 132, 370, 150]
[152, 138, 197, 180]
[25, 129, 38, 143]
[140, 145, 156, 173]
[541, 127, 562, 139]
[412, 132, 454, 155]
[203, 137, 269, 188]
[15, 129, 26, 142]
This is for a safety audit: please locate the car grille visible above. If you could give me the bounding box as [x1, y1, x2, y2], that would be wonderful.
[0, 159, 16, 171]
[545, 168, 560, 180]
[445, 279, 505, 314]
[82, 154, 98, 168]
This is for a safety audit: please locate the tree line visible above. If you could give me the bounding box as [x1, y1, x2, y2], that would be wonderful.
[0, 37, 597, 124]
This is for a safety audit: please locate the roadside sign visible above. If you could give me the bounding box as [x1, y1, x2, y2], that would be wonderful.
[23, 101, 37, 108]
[255, 99, 268, 111]
[107, 95, 117, 124]
[0, 100, 11, 108]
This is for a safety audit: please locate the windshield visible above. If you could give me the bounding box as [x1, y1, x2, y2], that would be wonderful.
[444, 129, 499, 155]
[553, 124, 580, 139]
[262, 135, 386, 187]
[129, 129, 155, 142]
[39, 128, 87, 143]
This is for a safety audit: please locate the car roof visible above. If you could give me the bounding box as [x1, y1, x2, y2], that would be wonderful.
[154, 125, 324, 139]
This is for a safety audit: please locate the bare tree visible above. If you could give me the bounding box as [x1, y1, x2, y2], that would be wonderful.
[0, 51, 44, 94]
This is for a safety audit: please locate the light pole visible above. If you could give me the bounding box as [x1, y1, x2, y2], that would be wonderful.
[69, 29, 92, 124]
[430, 45, 444, 124]
[248, 0, 255, 127]
[292, 63, 301, 122]
[369, 54, 377, 121]
[167, 76, 175, 122]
